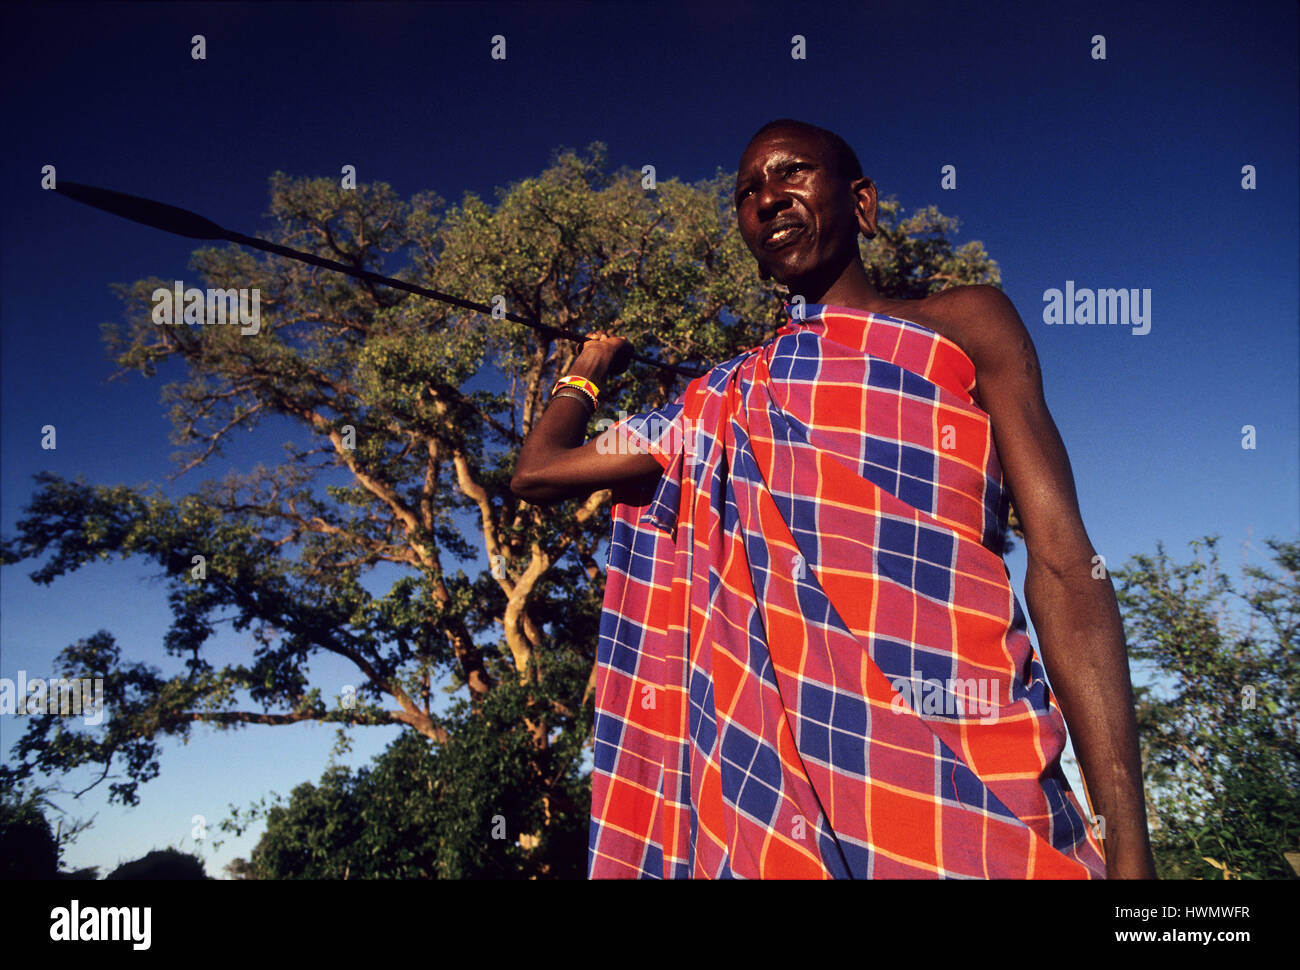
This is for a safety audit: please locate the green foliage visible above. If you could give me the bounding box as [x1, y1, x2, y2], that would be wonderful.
[1113, 536, 1300, 879]
[2, 142, 1000, 877]
[0, 778, 96, 879]
[241, 768, 363, 880]
[235, 683, 588, 879]
[222, 856, 258, 880]
[0, 784, 59, 879]
[105, 847, 208, 880]
[862, 199, 1000, 299]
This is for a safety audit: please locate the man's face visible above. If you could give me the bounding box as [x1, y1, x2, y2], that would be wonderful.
[734, 127, 873, 291]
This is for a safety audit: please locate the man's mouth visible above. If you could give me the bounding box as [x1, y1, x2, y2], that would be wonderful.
[762, 221, 805, 250]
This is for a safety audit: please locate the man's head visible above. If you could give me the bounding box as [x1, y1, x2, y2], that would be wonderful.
[746, 119, 864, 184]
[734, 120, 877, 296]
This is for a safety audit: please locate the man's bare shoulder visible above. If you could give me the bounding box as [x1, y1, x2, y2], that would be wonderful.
[902, 285, 1039, 381]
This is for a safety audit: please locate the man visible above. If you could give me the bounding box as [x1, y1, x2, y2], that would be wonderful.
[511, 119, 1155, 879]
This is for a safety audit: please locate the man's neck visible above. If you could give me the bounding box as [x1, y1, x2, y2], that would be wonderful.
[793, 259, 892, 314]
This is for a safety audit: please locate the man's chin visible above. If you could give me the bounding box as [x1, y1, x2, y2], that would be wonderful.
[763, 264, 797, 289]
[773, 272, 812, 297]
[761, 259, 816, 297]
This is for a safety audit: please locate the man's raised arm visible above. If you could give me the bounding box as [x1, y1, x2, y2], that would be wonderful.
[510, 333, 663, 506]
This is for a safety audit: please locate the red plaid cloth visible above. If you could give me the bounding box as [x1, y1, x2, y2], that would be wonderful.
[588, 302, 1107, 879]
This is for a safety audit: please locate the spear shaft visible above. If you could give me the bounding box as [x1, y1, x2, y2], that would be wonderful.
[53, 180, 706, 378]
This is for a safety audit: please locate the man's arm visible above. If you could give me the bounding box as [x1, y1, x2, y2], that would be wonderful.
[949, 285, 1156, 879]
[510, 334, 664, 506]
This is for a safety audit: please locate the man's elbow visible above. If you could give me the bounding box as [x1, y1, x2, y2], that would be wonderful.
[510, 470, 538, 502]
[510, 471, 562, 506]
[1025, 532, 1101, 583]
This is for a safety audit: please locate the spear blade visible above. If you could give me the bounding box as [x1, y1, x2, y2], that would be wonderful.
[56, 180, 228, 240]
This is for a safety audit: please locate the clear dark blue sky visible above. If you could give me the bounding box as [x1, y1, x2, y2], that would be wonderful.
[2, 0, 1296, 876]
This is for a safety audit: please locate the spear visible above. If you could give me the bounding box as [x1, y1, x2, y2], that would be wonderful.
[53, 180, 707, 378]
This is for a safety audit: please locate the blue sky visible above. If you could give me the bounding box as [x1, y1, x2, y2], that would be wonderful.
[2, 0, 1296, 877]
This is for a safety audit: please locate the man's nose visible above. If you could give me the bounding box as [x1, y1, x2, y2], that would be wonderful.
[755, 182, 791, 219]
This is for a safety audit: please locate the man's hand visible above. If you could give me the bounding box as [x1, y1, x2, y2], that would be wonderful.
[579, 329, 634, 377]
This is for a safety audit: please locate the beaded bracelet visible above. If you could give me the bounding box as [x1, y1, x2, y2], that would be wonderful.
[551, 387, 595, 416]
[552, 374, 601, 406]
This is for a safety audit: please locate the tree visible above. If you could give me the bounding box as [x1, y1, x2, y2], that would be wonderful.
[222, 856, 258, 880]
[0, 779, 96, 879]
[0, 785, 59, 879]
[1112, 535, 1300, 879]
[227, 693, 588, 879]
[105, 848, 208, 879]
[1, 143, 1001, 875]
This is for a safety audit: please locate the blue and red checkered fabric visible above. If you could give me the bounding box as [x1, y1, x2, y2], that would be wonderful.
[588, 302, 1107, 879]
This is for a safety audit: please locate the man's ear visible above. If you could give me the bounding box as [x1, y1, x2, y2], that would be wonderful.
[853, 176, 878, 239]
